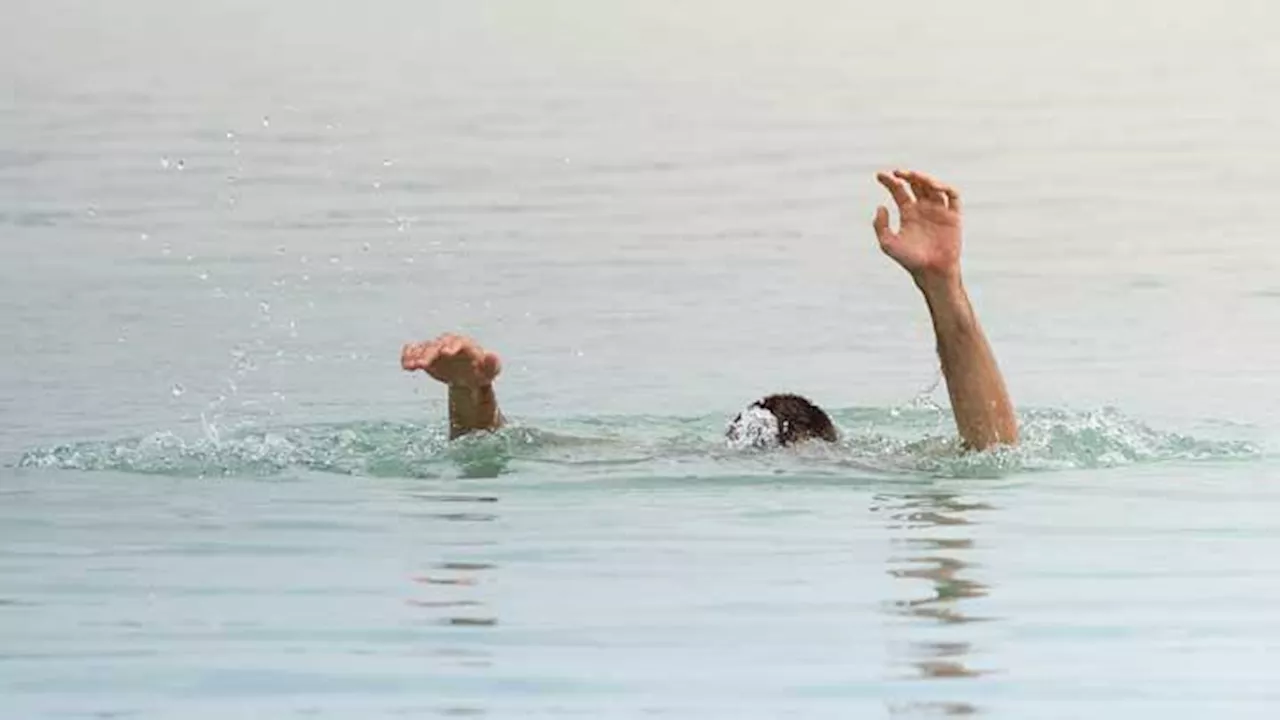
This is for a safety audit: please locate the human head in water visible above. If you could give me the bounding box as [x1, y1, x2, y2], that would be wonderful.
[724, 393, 838, 449]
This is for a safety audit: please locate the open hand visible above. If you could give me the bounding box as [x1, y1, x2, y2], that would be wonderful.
[873, 169, 963, 282]
[401, 333, 502, 388]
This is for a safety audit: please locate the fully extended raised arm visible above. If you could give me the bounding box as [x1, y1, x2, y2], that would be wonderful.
[401, 334, 505, 439]
[873, 169, 1018, 450]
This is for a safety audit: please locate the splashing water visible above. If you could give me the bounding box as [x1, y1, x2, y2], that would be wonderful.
[16, 408, 1261, 481]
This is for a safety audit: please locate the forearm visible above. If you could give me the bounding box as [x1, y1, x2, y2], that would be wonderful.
[917, 274, 1018, 450]
[447, 384, 504, 439]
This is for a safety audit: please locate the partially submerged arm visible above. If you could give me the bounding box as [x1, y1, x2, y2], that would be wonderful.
[401, 334, 505, 439]
[873, 169, 1018, 450]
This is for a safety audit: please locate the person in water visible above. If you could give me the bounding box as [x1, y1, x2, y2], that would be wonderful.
[401, 169, 1018, 451]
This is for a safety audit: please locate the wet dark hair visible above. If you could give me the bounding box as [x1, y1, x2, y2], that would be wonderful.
[732, 393, 838, 446]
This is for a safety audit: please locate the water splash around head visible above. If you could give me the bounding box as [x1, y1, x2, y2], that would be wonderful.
[16, 406, 1262, 481]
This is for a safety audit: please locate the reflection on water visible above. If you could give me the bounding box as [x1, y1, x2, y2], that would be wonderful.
[404, 492, 501, 675]
[886, 701, 979, 717]
[877, 492, 995, 714]
[404, 491, 501, 524]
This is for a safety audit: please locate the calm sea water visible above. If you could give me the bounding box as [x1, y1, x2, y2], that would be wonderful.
[3, 0, 1280, 717]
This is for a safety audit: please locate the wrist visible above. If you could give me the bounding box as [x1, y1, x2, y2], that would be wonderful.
[449, 382, 493, 398]
[916, 270, 979, 338]
[912, 267, 964, 298]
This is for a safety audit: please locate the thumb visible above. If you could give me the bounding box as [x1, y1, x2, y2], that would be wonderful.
[481, 352, 502, 381]
[873, 206, 893, 245]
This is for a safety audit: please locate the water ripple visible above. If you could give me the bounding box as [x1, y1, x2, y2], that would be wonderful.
[16, 408, 1260, 480]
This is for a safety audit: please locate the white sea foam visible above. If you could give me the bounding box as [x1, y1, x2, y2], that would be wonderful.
[17, 408, 1261, 481]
